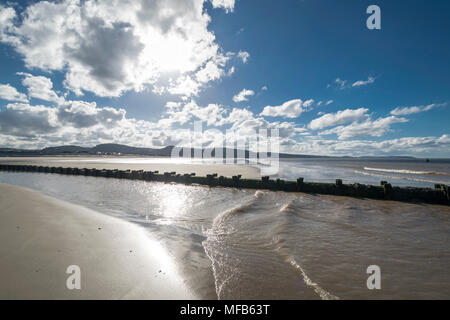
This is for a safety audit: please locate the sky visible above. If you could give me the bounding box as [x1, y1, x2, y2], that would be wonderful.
[0, 0, 449, 157]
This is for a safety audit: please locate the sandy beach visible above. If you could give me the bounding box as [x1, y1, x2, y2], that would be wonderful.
[0, 182, 196, 300]
[0, 157, 261, 179]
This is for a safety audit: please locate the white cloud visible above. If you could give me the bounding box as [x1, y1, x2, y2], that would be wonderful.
[18, 73, 62, 103]
[159, 100, 228, 127]
[308, 108, 368, 130]
[226, 66, 235, 76]
[210, 0, 235, 12]
[229, 117, 296, 141]
[222, 108, 254, 124]
[0, 103, 59, 138]
[261, 85, 268, 91]
[0, 0, 238, 98]
[1, 97, 449, 157]
[286, 134, 450, 157]
[167, 76, 202, 97]
[238, 51, 250, 63]
[260, 99, 311, 118]
[319, 116, 408, 139]
[232, 88, 254, 102]
[0, 4, 16, 43]
[317, 99, 334, 106]
[195, 54, 229, 83]
[57, 100, 126, 129]
[390, 103, 447, 116]
[0, 84, 28, 103]
[303, 99, 314, 107]
[334, 78, 347, 89]
[330, 77, 375, 89]
[0, 100, 167, 149]
[157, 100, 298, 147]
[352, 76, 375, 87]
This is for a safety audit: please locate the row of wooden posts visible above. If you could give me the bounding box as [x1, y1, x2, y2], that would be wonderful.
[0, 164, 448, 206]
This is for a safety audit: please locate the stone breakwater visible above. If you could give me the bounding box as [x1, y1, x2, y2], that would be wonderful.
[0, 164, 449, 206]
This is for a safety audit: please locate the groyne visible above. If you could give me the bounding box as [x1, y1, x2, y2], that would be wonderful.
[0, 164, 448, 206]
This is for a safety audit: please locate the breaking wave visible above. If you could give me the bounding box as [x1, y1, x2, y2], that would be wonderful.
[364, 167, 450, 176]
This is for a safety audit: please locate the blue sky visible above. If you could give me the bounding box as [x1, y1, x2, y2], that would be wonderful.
[0, 0, 449, 156]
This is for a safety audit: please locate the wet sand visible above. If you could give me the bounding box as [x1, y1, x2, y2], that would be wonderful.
[0, 157, 261, 179]
[0, 182, 196, 299]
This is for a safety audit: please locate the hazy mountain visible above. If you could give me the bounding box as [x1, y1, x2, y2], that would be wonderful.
[90, 144, 173, 156]
[41, 146, 91, 154]
[0, 143, 419, 159]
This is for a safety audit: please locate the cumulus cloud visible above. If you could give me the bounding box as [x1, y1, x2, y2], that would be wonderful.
[1, 96, 449, 157]
[0, 84, 28, 103]
[0, 4, 16, 42]
[330, 77, 375, 89]
[157, 99, 298, 149]
[0, 95, 297, 151]
[232, 88, 255, 102]
[334, 78, 347, 89]
[317, 100, 334, 107]
[166, 76, 202, 97]
[352, 76, 375, 87]
[223, 108, 254, 124]
[0, 103, 58, 138]
[303, 99, 314, 107]
[308, 108, 368, 130]
[319, 116, 408, 139]
[0, 0, 238, 98]
[261, 99, 311, 118]
[0, 100, 163, 148]
[288, 134, 450, 157]
[317, 100, 333, 106]
[159, 100, 258, 128]
[18, 73, 62, 103]
[195, 57, 228, 84]
[390, 103, 447, 116]
[57, 101, 126, 129]
[159, 100, 227, 127]
[238, 51, 250, 63]
[210, 0, 235, 12]
[230, 117, 295, 140]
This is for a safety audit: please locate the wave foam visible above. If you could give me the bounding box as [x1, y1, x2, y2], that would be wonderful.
[364, 167, 449, 176]
[355, 170, 447, 185]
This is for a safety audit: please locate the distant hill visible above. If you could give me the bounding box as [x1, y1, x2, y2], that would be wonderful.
[41, 145, 91, 154]
[0, 143, 419, 159]
[0, 143, 176, 157]
[90, 144, 173, 156]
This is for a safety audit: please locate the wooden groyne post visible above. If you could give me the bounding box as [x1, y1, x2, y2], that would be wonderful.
[0, 164, 448, 206]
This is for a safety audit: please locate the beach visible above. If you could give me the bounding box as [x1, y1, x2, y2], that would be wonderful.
[0, 182, 196, 299]
[0, 157, 261, 179]
[1, 157, 450, 299]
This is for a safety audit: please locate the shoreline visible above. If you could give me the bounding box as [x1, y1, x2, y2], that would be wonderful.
[1, 163, 448, 206]
[0, 156, 261, 179]
[0, 182, 196, 299]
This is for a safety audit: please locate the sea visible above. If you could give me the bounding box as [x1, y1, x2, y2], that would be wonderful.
[1, 157, 449, 299]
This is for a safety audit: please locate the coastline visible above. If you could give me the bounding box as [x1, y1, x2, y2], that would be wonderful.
[1, 163, 448, 206]
[0, 156, 261, 179]
[0, 182, 197, 299]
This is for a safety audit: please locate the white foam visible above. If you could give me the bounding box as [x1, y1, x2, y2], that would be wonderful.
[364, 167, 449, 176]
[286, 256, 339, 300]
[355, 170, 447, 185]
